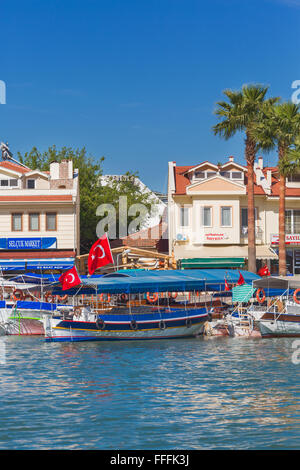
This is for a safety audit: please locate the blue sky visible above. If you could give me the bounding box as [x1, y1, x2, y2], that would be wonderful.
[1, 0, 300, 192]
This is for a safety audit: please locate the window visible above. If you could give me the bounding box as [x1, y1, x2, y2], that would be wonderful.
[12, 213, 22, 231]
[241, 208, 258, 235]
[0, 179, 8, 187]
[29, 213, 39, 231]
[288, 174, 300, 182]
[9, 179, 18, 187]
[286, 209, 300, 233]
[221, 207, 232, 227]
[202, 207, 212, 227]
[195, 171, 205, 179]
[231, 172, 242, 179]
[180, 207, 189, 227]
[27, 179, 35, 189]
[220, 171, 230, 178]
[206, 172, 217, 178]
[46, 212, 57, 231]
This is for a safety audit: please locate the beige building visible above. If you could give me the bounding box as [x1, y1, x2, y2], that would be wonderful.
[0, 158, 80, 273]
[168, 156, 300, 275]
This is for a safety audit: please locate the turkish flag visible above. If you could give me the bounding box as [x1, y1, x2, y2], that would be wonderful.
[88, 234, 114, 275]
[237, 271, 245, 286]
[258, 265, 270, 277]
[59, 266, 81, 291]
[224, 278, 231, 291]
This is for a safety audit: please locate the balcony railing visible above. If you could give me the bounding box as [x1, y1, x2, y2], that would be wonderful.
[240, 226, 263, 241]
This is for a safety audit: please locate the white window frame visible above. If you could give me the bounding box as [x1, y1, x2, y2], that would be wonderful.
[179, 206, 189, 227]
[202, 206, 212, 227]
[221, 206, 232, 227]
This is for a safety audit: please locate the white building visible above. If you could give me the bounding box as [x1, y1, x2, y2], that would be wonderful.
[168, 156, 300, 275]
[0, 158, 80, 273]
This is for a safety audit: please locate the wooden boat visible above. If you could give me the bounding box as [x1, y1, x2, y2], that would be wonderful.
[257, 311, 300, 338]
[43, 269, 260, 343]
[43, 305, 208, 342]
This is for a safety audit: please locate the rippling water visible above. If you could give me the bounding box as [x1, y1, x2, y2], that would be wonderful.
[0, 335, 299, 450]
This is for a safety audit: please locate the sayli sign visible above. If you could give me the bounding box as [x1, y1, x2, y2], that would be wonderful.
[271, 234, 300, 245]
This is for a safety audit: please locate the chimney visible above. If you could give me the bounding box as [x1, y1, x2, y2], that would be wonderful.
[50, 161, 59, 180]
[228, 156, 234, 162]
[258, 156, 263, 169]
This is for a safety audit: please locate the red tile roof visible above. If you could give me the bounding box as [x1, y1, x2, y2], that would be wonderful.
[0, 161, 30, 174]
[173, 164, 300, 197]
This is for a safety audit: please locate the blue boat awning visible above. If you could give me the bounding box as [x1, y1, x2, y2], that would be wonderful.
[51, 269, 260, 295]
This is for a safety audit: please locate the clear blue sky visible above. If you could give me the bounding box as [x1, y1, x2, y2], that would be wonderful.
[1, 0, 300, 192]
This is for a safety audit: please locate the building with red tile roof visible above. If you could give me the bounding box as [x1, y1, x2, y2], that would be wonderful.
[0, 157, 80, 273]
[168, 156, 300, 275]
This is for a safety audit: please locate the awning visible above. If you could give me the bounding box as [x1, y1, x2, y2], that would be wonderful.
[25, 258, 74, 271]
[174, 244, 278, 261]
[0, 258, 74, 272]
[180, 258, 245, 269]
[0, 261, 26, 272]
[255, 245, 278, 260]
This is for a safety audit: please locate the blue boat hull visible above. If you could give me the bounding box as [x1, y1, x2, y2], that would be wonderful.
[44, 308, 209, 342]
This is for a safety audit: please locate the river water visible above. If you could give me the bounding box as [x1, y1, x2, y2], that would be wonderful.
[0, 335, 299, 450]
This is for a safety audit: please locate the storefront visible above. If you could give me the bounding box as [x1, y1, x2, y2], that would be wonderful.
[271, 234, 300, 275]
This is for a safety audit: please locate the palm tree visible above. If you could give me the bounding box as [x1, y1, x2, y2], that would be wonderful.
[251, 102, 300, 276]
[213, 84, 279, 273]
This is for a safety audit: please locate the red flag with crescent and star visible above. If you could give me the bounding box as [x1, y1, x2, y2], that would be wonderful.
[88, 233, 114, 275]
[237, 271, 245, 286]
[58, 265, 81, 291]
[224, 278, 231, 291]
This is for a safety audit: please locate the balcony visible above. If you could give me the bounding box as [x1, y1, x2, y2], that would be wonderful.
[240, 226, 263, 243]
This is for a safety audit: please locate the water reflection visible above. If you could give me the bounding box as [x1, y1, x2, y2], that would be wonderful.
[0, 336, 299, 449]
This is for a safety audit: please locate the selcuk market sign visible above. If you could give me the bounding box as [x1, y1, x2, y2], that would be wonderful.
[0, 238, 57, 250]
[271, 234, 300, 245]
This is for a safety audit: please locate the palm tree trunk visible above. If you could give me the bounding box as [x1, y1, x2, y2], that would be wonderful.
[278, 145, 287, 276]
[246, 132, 257, 273]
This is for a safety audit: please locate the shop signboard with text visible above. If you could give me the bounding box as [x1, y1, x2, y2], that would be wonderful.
[271, 234, 300, 245]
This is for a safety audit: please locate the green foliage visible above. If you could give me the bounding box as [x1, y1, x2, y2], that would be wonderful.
[213, 84, 280, 151]
[251, 101, 300, 175]
[17, 146, 158, 253]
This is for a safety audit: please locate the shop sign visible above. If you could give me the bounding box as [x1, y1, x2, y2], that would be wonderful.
[271, 234, 300, 245]
[205, 233, 229, 241]
[0, 237, 57, 250]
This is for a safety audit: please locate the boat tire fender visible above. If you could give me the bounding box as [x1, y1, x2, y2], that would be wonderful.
[96, 317, 106, 330]
[130, 320, 138, 330]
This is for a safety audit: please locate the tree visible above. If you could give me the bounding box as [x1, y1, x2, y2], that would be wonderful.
[213, 84, 280, 273]
[251, 102, 300, 275]
[96, 172, 159, 241]
[17, 146, 158, 253]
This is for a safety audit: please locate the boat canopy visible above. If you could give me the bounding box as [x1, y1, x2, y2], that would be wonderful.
[51, 268, 260, 295]
[252, 277, 289, 290]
